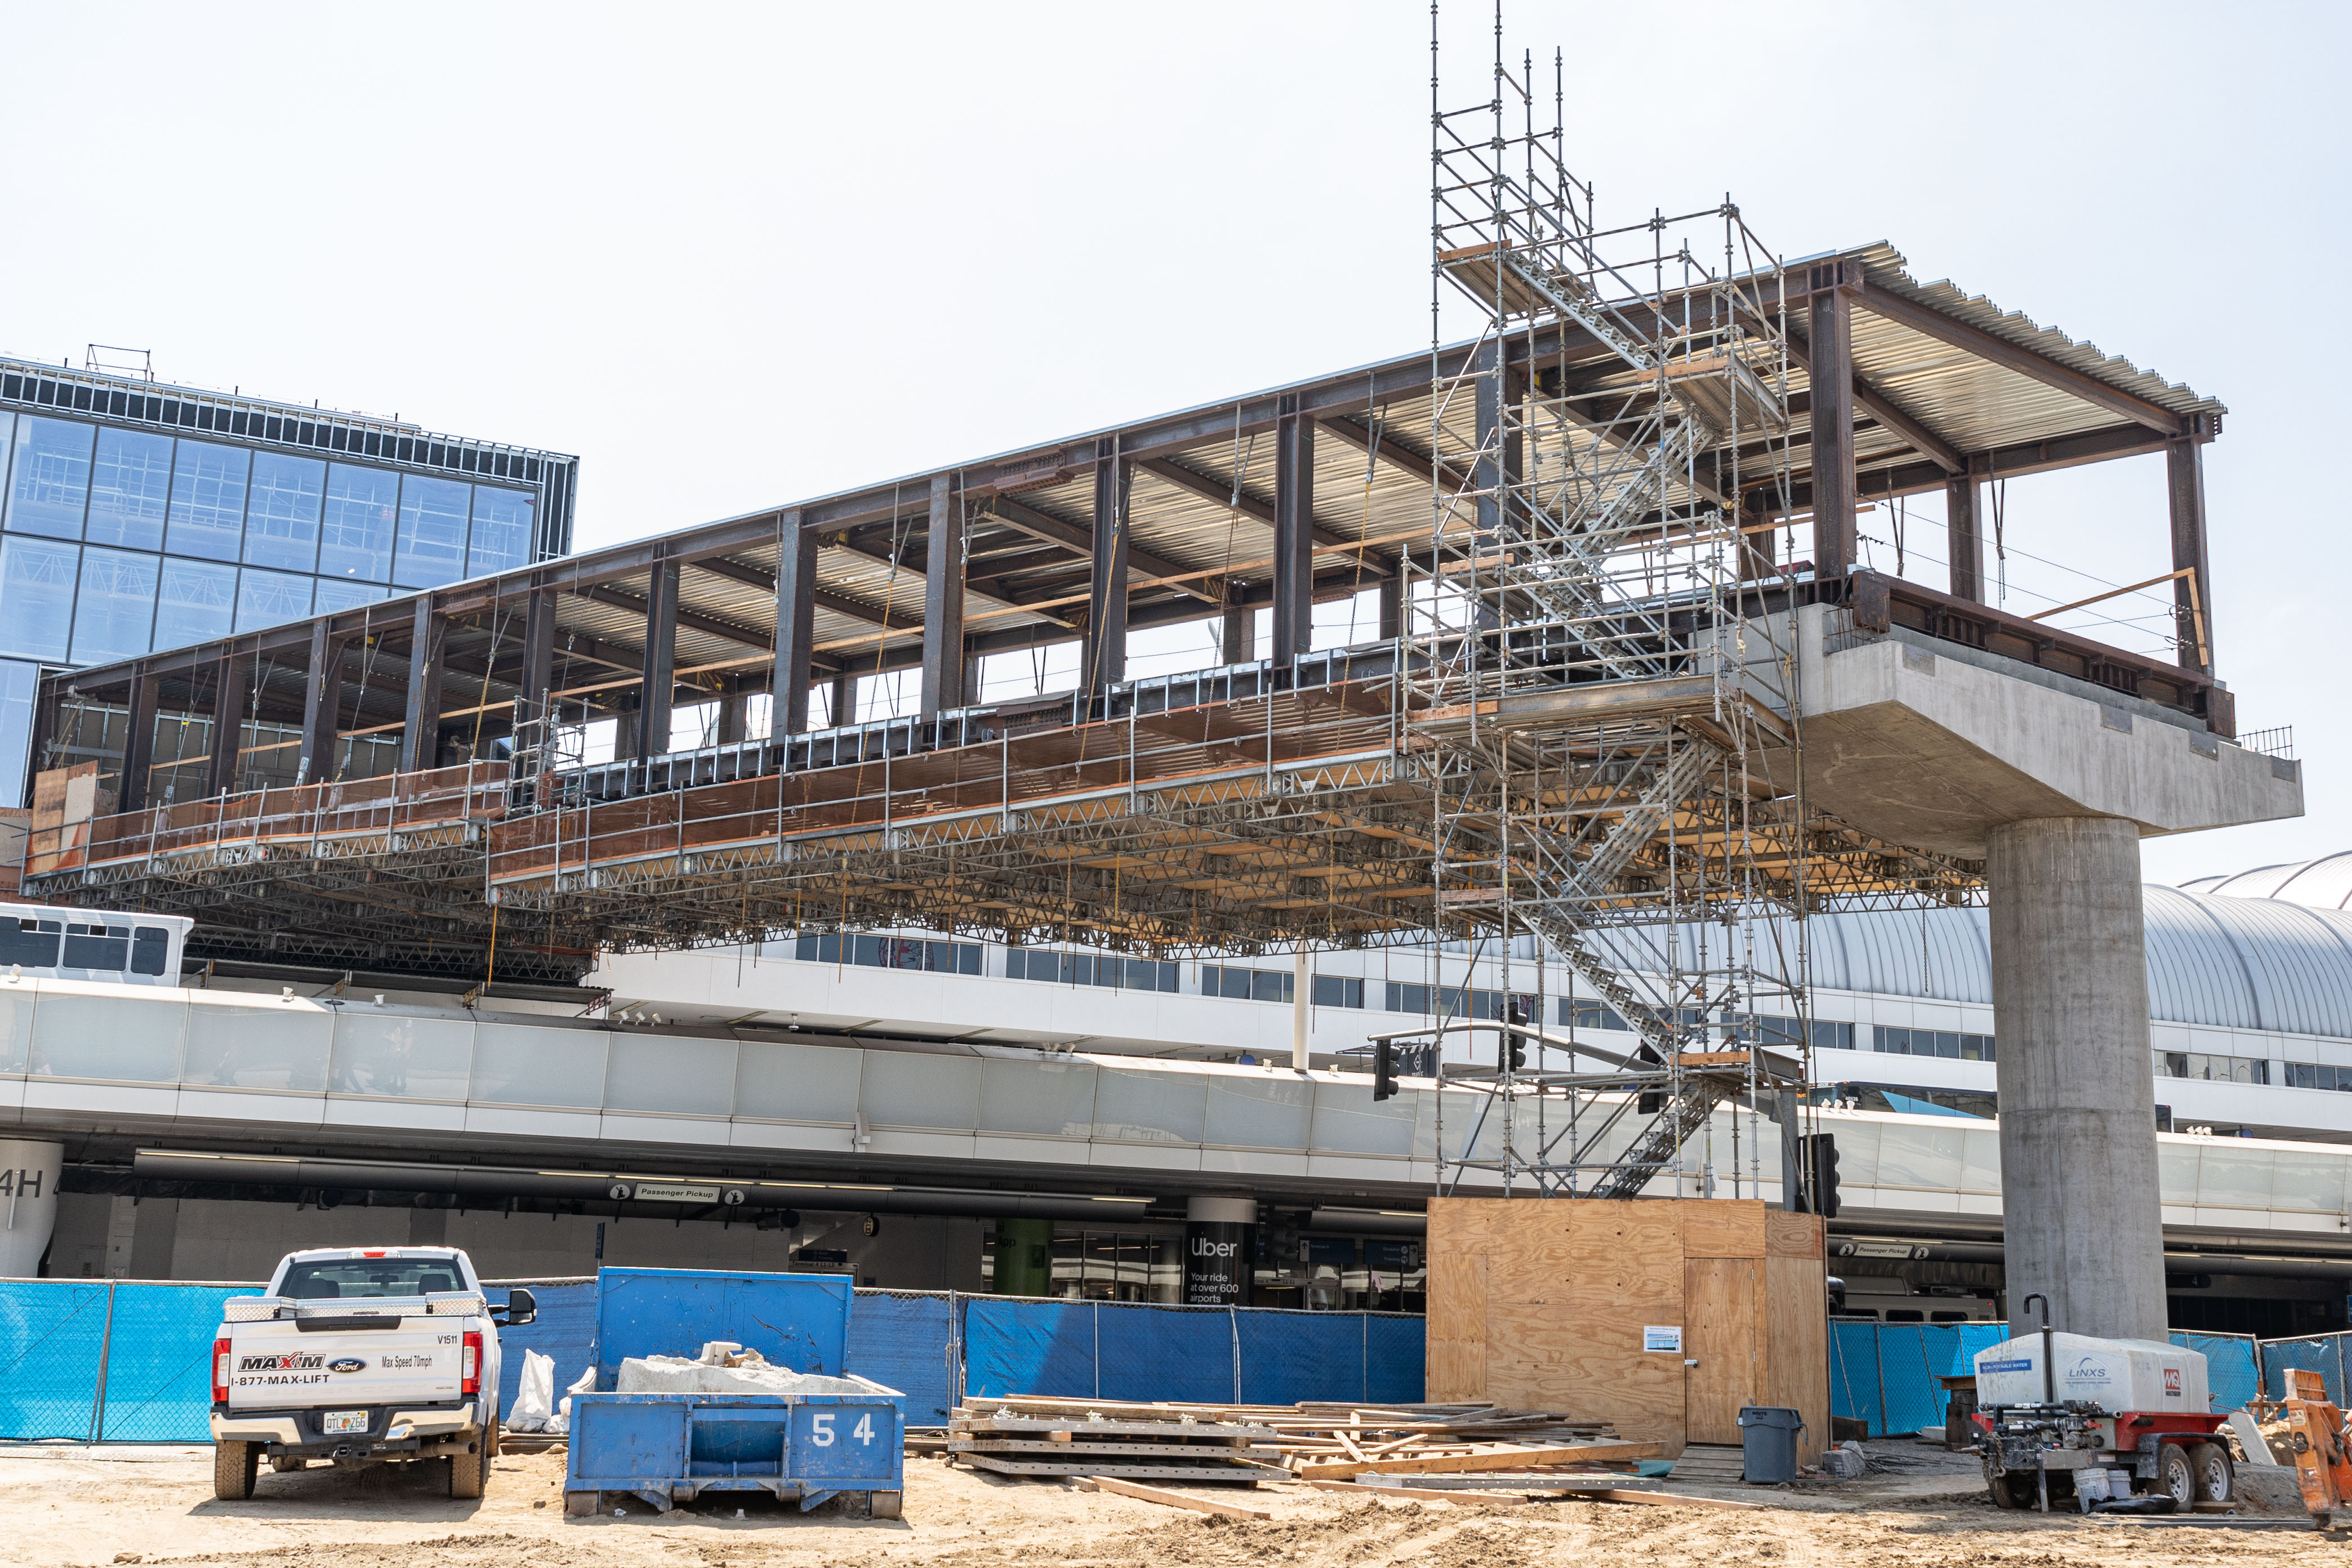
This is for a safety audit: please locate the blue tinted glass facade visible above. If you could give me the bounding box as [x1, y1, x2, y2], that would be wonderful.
[319, 463, 398, 583]
[6, 417, 95, 539]
[69, 547, 159, 665]
[164, 440, 250, 560]
[243, 452, 324, 571]
[0, 358, 576, 804]
[85, 427, 173, 550]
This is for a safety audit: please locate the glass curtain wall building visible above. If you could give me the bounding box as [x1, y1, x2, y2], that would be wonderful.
[0, 357, 576, 804]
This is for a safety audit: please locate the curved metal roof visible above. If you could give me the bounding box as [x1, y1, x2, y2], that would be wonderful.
[1590, 875, 2352, 1039]
[2181, 854, 2352, 912]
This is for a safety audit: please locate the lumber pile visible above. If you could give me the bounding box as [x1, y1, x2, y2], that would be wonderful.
[948, 1396, 1287, 1482]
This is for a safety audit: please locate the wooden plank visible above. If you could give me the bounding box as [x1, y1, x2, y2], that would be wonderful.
[1591, 1487, 1763, 1512]
[1307, 1480, 1529, 1506]
[960, 1454, 1273, 1481]
[1764, 1253, 1830, 1468]
[1080, 1475, 1272, 1520]
[1683, 1258, 1759, 1446]
[1680, 1201, 1768, 1260]
[1298, 1440, 1662, 1481]
[1765, 1209, 1824, 1259]
[1425, 1248, 1489, 1402]
[951, 1438, 1281, 1460]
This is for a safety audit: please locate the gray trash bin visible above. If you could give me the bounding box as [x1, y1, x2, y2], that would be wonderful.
[1735, 1405, 1806, 1484]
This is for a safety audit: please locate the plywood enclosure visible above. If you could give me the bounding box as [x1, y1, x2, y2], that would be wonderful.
[1427, 1197, 1828, 1463]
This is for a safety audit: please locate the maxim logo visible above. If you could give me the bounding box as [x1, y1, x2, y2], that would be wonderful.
[238, 1354, 324, 1373]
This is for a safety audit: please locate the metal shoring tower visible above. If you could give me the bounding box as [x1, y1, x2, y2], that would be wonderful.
[1412, 5, 1811, 1201]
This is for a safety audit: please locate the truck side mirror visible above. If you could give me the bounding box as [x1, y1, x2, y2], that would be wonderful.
[499, 1286, 537, 1326]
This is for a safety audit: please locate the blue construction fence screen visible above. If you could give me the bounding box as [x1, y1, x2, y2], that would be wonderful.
[1828, 1321, 2265, 1436]
[0, 1276, 1422, 1442]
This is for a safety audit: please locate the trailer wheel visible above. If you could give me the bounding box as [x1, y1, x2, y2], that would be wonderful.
[563, 1490, 601, 1517]
[870, 1490, 903, 1520]
[212, 1441, 259, 1502]
[1983, 1459, 2033, 1509]
[2156, 1442, 2196, 1507]
[2188, 1441, 2234, 1504]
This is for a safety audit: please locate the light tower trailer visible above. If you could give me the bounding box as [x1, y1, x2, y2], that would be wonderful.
[1970, 1317, 2232, 1512]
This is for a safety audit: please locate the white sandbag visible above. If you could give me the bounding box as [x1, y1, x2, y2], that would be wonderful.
[504, 1348, 556, 1431]
[614, 1354, 870, 1397]
[548, 1362, 596, 1435]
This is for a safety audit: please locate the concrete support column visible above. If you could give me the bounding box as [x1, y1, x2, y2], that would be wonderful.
[0, 1138, 61, 1277]
[1291, 947, 1311, 1070]
[992, 1216, 1053, 1297]
[1806, 259, 1861, 589]
[400, 600, 445, 774]
[919, 474, 966, 719]
[1946, 471, 1985, 604]
[1989, 816, 2167, 1342]
[1183, 1196, 1255, 1307]
[208, 650, 251, 795]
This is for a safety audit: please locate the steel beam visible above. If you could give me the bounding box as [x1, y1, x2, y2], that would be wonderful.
[298, 621, 348, 786]
[519, 587, 556, 714]
[117, 668, 159, 813]
[1852, 282, 2185, 436]
[1807, 259, 1861, 588]
[208, 651, 251, 796]
[1946, 471, 1985, 604]
[1272, 394, 1315, 669]
[635, 559, 680, 760]
[975, 493, 1205, 598]
[400, 602, 445, 773]
[1081, 442, 1129, 696]
[2167, 427, 2215, 674]
[919, 474, 965, 718]
[773, 508, 818, 734]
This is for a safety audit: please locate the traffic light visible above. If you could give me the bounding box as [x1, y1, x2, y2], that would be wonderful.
[1373, 1039, 1398, 1102]
[1500, 997, 1529, 1072]
[1807, 1132, 1841, 1219]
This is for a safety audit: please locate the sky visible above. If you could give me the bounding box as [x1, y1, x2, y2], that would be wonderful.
[2, 1, 2343, 886]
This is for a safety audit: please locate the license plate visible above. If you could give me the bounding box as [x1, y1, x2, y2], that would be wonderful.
[323, 1410, 369, 1435]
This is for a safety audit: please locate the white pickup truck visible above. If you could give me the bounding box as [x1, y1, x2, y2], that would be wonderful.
[208, 1246, 535, 1502]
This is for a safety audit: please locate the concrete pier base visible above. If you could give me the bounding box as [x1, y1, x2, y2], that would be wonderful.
[1989, 816, 2169, 1342]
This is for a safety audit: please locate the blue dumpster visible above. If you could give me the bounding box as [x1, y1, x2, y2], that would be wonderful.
[564, 1383, 906, 1516]
[591, 1267, 854, 1387]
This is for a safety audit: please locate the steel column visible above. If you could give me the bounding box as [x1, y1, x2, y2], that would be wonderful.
[298, 621, 348, 786]
[828, 669, 854, 729]
[208, 651, 250, 795]
[2167, 430, 2214, 674]
[1946, 471, 1985, 604]
[772, 508, 817, 734]
[1272, 393, 1315, 669]
[1375, 576, 1401, 641]
[519, 587, 557, 716]
[636, 558, 680, 759]
[401, 602, 446, 774]
[1081, 439, 1129, 697]
[116, 669, 159, 813]
[919, 474, 966, 718]
[1221, 595, 1254, 665]
[1806, 259, 1861, 589]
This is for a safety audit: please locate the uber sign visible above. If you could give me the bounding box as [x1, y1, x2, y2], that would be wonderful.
[1183, 1221, 1251, 1306]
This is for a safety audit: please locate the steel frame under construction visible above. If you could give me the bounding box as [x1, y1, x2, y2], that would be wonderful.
[20, 13, 2233, 1200]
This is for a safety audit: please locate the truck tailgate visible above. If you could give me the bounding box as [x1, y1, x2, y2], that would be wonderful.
[228, 1324, 462, 1407]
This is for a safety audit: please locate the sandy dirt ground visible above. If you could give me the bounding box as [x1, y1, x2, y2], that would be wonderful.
[0, 1440, 2335, 1568]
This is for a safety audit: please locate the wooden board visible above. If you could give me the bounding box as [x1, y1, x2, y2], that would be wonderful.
[1308, 1479, 1529, 1505]
[1298, 1440, 1662, 1480]
[1682, 1259, 1758, 1446]
[1427, 1198, 1829, 1463]
[959, 1454, 1272, 1481]
[1764, 1253, 1830, 1466]
[1081, 1475, 1271, 1519]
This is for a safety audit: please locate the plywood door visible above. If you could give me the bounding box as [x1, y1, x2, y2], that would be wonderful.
[1683, 1258, 1758, 1445]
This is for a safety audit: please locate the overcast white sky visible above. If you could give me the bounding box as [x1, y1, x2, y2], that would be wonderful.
[3, 1, 2342, 885]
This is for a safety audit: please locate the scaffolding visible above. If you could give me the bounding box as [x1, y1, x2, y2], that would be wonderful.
[1402, 11, 1813, 1201]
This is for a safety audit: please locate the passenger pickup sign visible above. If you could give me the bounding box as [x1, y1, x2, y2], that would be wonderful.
[1642, 1326, 1683, 1353]
[632, 1183, 720, 1204]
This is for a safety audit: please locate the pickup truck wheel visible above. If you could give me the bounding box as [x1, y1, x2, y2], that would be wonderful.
[448, 1438, 488, 1500]
[212, 1441, 259, 1501]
